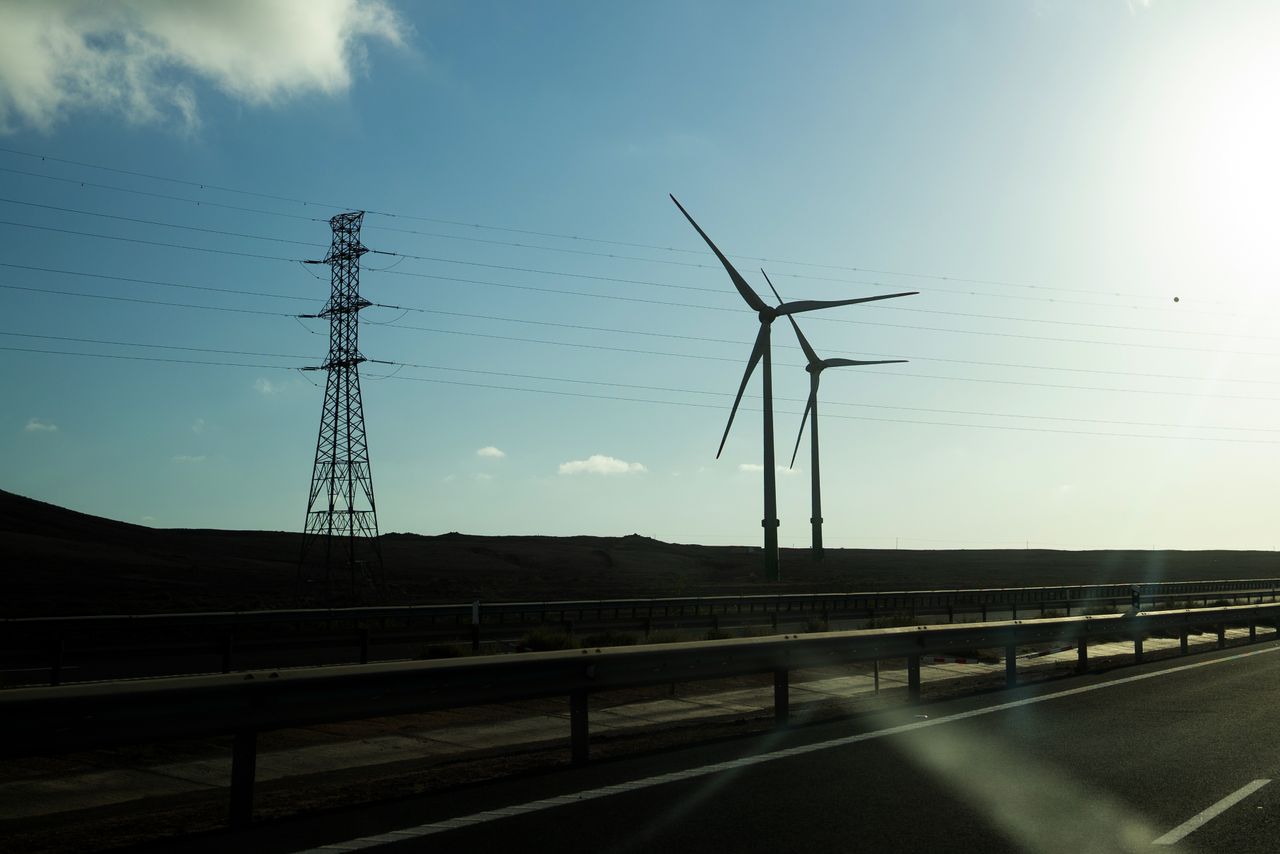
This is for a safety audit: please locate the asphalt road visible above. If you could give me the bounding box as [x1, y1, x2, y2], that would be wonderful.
[151, 640, 1280, 854]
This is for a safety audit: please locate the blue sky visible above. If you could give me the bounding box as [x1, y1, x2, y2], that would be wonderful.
[2, 0, 1279, 550]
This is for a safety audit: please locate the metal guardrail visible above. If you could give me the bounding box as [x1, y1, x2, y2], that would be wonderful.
[1, 602, 1276, 829]
[4, 577, 1279, 685]
[8, 576, 1280, 628]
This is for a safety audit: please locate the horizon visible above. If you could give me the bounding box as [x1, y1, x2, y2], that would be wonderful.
[10, 485, 1280, 556]
[4, 2, 1280, 553]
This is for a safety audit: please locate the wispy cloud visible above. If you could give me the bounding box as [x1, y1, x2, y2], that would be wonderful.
[254, 377, 279, 395]
[172, 454, 206, 463]
[559, 454, 647, 476]
[476, 445, 506, 459]
[24, 418, 57, 433]
[0, 0, 408, 133]
[191, 418, 207, 434]
[738, 463, 799, 475]
[474, 472, 493, 482]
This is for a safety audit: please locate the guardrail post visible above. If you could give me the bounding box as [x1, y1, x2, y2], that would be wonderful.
[50, 635, 64, 687]
[230, 730, 257, 829]
[1133, 635, 1143, 663]
[570, 689, 589, 765]
[1217, 624, 1226, 649]
[981, 604, 987, 621]
[1076, 638, 1088, 674]
[947, 605, 954, 624]
[1250, 621, 1257, 643]
[873, 659, 880, 693]
[1011, 605, 1017, 621]
[471, 601, 481, 653]
[907, 655, 921, 702]
[1180, 628, 1189, 655]
[774, 669, 789, 726]
[221, 631, 235, 674]
[359, 627, 371, 664]
[1005, 645, 1017, 687]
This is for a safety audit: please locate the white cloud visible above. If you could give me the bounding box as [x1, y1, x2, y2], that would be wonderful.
[254, 377, 279, 395]
[559, 454, 647, 476]
[0, 0, 408, 132]
[141, 515, 156, 524]
[24, 417, 57, 433]
[476, 446, 506, 459]
[191, 418, 207, 433]
[474, 472, 493, 482]
[738, 463, 799, 475]
[172, 454, 205, 463]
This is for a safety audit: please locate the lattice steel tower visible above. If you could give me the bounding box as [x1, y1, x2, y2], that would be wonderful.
[299, 210, 382, 592]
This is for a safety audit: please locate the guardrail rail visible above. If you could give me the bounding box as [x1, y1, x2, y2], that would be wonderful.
[2, 601, 1276, 829]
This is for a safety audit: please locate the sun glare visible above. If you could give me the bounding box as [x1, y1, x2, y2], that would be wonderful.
[1186, 48, 1280, 302]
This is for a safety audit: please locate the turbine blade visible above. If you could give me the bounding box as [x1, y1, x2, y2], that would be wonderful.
[790, 381, 816, 470]
[777, 291, 918, 316]
[761, 269, 821, 366]
[821, 358, 908, 368]
[670, 195, 770, 313]
[717, 324, 768, 459]
[760, 268, 785, 304]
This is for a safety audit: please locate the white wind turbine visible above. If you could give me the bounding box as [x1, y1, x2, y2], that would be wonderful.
[670, 194, 916, 581]
[763, 272, 913, 559]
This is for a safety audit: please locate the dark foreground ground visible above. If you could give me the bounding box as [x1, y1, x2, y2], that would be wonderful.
[4, 488, 1278, 617]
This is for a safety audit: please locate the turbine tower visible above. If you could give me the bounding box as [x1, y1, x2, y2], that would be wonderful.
[299, 210, 382, 596]
[670, 194, 914, 581]
[763, 272, 914, 560]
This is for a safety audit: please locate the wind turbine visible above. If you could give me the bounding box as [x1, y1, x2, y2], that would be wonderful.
[670, 194, 916, 581]
[763, 272, 914, 560]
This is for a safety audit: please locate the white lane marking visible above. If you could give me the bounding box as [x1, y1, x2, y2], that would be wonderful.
[294, 644, 1279, 853]
[1152, 779, 1271, 845]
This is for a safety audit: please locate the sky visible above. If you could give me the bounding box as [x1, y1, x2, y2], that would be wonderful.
[2, 0, 1280, 550]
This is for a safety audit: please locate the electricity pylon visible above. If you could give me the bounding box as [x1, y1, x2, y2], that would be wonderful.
[298, 210, 382, 595]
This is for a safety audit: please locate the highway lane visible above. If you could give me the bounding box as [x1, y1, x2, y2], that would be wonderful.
[154, 641, 1280, 854]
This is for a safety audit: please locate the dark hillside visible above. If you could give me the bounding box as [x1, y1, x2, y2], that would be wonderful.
[3, 489, 1278, 617]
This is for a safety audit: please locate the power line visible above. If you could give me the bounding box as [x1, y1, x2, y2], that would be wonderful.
[378, 268, 1280, 358]
[0, 344, 294, 370]
[3, 193, 1259, 342]
[0, 283, 299, 317]
[4, 166, 1239, 317]
[11, 275, 1280, 400]
[0, 196, 325, 251]
[0, 144, 1216, 306]
[8, 261, 1275, 390]
[0, 165, 327, 223]
[382, 360, 1280, 434]
[0, 331, 311, 360]
[0, 219, 302, 263]
[365, 304, 1280, 387]
[7, 338, 1278, 439]
[376, 321, 1280, 402]
[0, 262, 315, 303]
[376, 373, 1280, 445]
